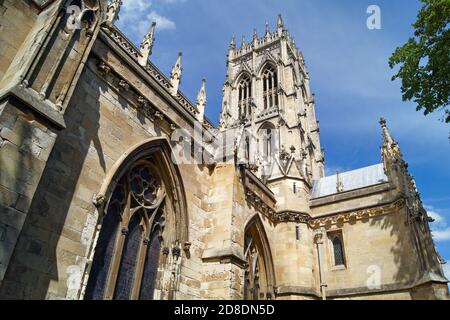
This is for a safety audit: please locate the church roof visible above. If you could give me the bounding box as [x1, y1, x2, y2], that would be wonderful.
[311, 163, 388, 198]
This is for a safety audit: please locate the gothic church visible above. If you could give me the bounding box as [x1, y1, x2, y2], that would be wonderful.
[0, 0, 448, 300]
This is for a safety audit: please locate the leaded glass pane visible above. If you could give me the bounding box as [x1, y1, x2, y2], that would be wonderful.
[84, 183, 125, 300]
[139, 226, 162, 300]
[114, 213, 142, 300]
[333, 236, 345, 266]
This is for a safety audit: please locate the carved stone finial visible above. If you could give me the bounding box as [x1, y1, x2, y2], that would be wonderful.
[241, 35, 246, 47]
[336, 171, 344, 193]
[265, 22, 270, 36]
[106, 0, 122, 23]
[277, 14, 284, 34]
[170, 52, 182, 96]
[138, 21, 156, 67]
[229, 35, 236, 50]
[253, 28, 258, 41]
[196, 79, 207, 123]
[380, 117, 399, 153]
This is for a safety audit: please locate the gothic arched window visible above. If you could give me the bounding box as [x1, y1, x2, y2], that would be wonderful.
[238, 75, 252, 119]
[244, 218, 275, 300]
[262, 65, 278, 110]
[259, 122, 276, 164]
[85, 161, 167, 300]
[332, 235, 345, 266]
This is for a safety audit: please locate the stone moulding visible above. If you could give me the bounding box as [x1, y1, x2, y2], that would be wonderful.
[202, 247, 247, 268]
[242, 167, 277, 218]
[308, 198, 405, 229]
[242, 171, 405, 227]
[274, 210, 311, 223]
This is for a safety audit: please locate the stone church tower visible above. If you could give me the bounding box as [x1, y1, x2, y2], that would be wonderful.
[219, 14, 324, 220]
[0, 1, 448, 300]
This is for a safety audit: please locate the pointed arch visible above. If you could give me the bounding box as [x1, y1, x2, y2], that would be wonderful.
[235, 72, 253, 119]
[259, 62, 279, 110]
[243, 215, 276, 300]
[258, 122, 277, 165]
[95, 138, 188, 243]
[234, 71, 253, 87]
[257, 60, 277, 78]
[84, 138, 188, 300]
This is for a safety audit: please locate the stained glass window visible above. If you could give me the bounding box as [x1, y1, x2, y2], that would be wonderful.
[85, 162, 165, 300]
[139, 218, 163, 300]
[113, 213, 142, 300]
[84, 183, 125, 300]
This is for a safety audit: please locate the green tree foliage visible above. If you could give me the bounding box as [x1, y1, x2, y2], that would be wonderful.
[389, 0, 450, 122]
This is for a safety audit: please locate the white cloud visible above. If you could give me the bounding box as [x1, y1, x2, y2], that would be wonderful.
[158, 0, 187, 3]
[432, 228, 450, 242]
[117, 0, 177, 41]
[147, 11, 176, 31]
[426, 205, 450, 242]
[427, 209, 446, 228]
[122, 0, 152, 12]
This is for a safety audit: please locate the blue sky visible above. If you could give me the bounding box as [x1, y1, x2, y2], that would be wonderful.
[116, 0, 450, 278]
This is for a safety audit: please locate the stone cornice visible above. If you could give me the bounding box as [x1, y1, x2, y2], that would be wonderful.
[309, 198, 405, 229]
[276, 285, 320, 297]
[274, 210, 311, 223]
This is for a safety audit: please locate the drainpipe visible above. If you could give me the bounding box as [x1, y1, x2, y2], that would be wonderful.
[314, 230, 327, 300]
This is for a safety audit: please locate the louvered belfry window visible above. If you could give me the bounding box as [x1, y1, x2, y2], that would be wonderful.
[85, 162, 166, 300]
[262, 65, 278, 110]
[238, 75, 252, 118]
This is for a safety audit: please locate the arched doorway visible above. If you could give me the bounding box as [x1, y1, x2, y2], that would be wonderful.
[244, 216, 276, 300]
[84, 139, 188, 300]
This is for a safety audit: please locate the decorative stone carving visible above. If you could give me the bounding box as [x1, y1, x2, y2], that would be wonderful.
[105, 0, 122, 24]
[172, 246, 181, 257]
[98, 61, 111, 75]
[274, 211, 311, 223]
[183, 241, 192, 252]
[137, 96, 148, 109]
[118, 79, 129, 91]
[309, 198, 405, 229]
[92, 193, 106, 207]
